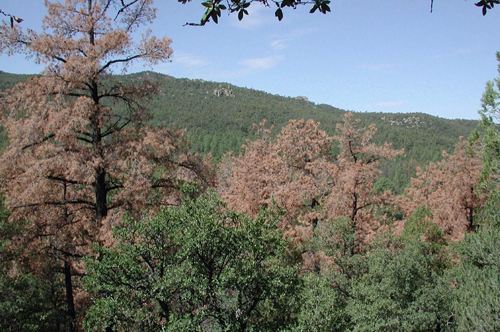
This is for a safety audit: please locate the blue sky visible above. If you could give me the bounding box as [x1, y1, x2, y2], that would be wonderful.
[1, 0, 499, 120]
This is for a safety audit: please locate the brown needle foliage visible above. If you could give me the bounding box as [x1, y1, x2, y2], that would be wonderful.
[0, 1, 212, 329]
[220, 113, 403, 248]
[402, 138, 486, 241]
[324, 112, 404, 243]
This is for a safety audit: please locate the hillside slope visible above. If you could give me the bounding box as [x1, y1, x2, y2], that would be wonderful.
[0, 70, 479, 191]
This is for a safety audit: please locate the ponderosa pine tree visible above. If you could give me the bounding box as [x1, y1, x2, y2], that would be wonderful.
[476, 51, 500, 190]
[324, 113, 403, 244]
[220, 113, 402, 250]
[402, 138, 485, 240]
[220, 119, 335, 242]
[0, 1, 212, 329]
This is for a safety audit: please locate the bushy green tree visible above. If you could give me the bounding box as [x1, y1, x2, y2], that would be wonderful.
[84, 190, 300, 332]
[0, 270, 66, 332]
[475, 51, 500, 189]
[347, 234, 453, 332]
[400, 205, 446, 254]
[449, 192, 500, 332]
[294, 217, 358, 332]
[295, 210, 453, 332]
[294, 271, 351, 332]
[446, 51, 500, 332]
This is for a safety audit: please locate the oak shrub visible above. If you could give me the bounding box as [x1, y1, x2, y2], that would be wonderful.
[84, 189, 301, 332]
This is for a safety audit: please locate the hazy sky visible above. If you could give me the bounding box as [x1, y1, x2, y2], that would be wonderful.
[1, 0, 499, 120]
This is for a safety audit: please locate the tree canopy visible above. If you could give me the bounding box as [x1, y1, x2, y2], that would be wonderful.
[0, 0, 211, 329]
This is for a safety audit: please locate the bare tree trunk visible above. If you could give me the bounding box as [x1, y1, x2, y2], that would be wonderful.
[95, 170, 108, 218]
[64, 261, 76, 332]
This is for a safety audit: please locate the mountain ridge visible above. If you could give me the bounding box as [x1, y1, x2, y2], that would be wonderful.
[0, 70, 479, 191]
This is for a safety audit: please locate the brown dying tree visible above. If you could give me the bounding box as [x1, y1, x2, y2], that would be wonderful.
[402, 138, 485, 241]
[0, 1, 212, 330]
[324, 113, 404, 244]
[220, 113, 403, 249]
[220, 119, 335, 241]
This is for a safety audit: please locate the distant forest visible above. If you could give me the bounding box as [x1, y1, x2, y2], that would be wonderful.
[0, 70, 478, 193]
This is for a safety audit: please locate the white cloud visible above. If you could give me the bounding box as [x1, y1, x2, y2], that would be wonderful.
[270, 39, 287, 50]
[269, 28, 317, 50]
[173, 54, 209, 69]
[239, 55, 283, 70]
[152, 52, 282, 80]
[150, 53, 210, 78]
[211, 55, 283, 80]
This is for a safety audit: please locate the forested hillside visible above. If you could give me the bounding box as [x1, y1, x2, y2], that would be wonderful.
[0, 70, 478, 191]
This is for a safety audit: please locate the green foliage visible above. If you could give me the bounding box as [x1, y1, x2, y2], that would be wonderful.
[373, 177, 396, 193]
[297, 216, 453, 332]
[0, 197, 66, 331]
[0, 271, 67, 332]
[452, 263, 500, 332]
[0, 197, 10, 253]
[401, 206, 445, 250]
[475, 190, 500, 227]
[294, 271, 351, 332]
[309, 217, 357, 258]
[475, 52, 500, 189]
[449, 192, 500, 331]
[447, 53, 500, 332]
[373, 177, 405, 223]
[84, 191, 300, 332]
[347, 235, 453, 332]
[294, 217, 358, 332]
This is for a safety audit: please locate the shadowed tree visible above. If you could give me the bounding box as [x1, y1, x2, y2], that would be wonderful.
[0, 1, 212, 329]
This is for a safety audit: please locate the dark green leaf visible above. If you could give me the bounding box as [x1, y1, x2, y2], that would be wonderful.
[275, 8, 283, 21]
[212, 12, 218, 23]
